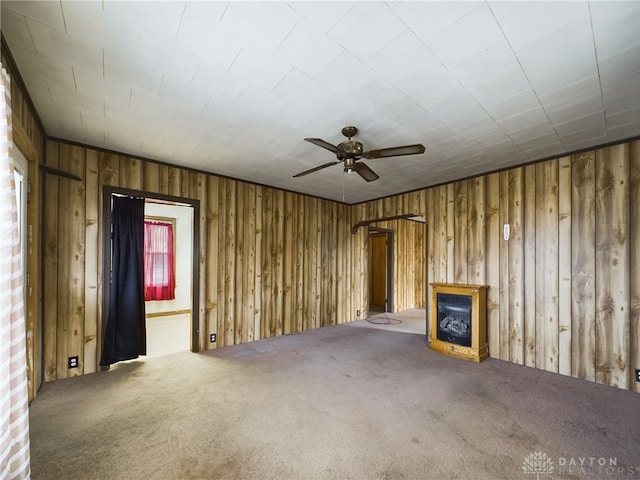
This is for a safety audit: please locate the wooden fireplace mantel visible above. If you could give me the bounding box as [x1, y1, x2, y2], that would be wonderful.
[429, 283, 488, 362]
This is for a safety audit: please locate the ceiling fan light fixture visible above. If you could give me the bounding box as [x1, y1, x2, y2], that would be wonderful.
[295, 125, 425, 183]
[344, 157, 356, 173]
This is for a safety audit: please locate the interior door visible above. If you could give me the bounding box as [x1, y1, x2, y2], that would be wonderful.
[369, 232, 387, 312]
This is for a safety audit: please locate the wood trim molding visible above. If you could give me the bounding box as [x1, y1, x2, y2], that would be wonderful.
[12, 120, 38, 162]
[146, 309, 192, 319]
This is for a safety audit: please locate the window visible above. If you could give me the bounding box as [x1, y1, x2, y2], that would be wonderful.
[144, 219, 175, 301]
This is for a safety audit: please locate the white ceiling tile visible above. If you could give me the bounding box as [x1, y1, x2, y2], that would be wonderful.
[517, 132, 563, 152]
[219, 2, 299, 51]
[515, 24, 598, 95]
[562, 128, 609, 151]
[602, 71, 640, 99]
[49, 83, 103, 112]
[590, 1, 640, 33]
[27, 18, 103, 73]
[431, 98, 489, 129]
[521, 144, 564, 161]
[104, 1, 185, 40]
[347, 78, 402, 111]
[288, 2, 355, 33]
[593, 13, 640, 61]
[62, 2, 140, 60]
[426, 4, 504, 65]
[555, 112, 606, 137]
[498, 106, 552, 135]
[547, 101, 604, 127]
[608, 123, 640, 143]
[453, 116, 501, 137]
[483, 89, 540, 121]
[328, 2, 407, 62]
[368, 30, 439, 85]
[73, 66, 131, 106]
[19, 76, 51, 103]
[7, 45, 74, 87]
[603, 91, 640, 117]
[233, 84, 287, 119]
[606, 110, 639, 129]
[466, 130, 514, 149]
[486, 1, 525, 21]
[80, 108, 126, 136]
[498, 2, 590, 52]
[448, 38, 521, 89]
[371, 96, 440, 133]
[200, 96, 247, 128]
[538, 75, 601, 110]
[275, 18, 343, 77]
[135, 32, 200, 83]
[316, 51, 376, 96]
[190, 65, 248, 106]
[598, 46, 640, 82]
[158, 75, 211, 110]
[272, 69, 327, 107]
[2, 0, 65, 30]
[420, 124, 456, 145]
[104, 103, 149, 129]
[393, 2, 480, 43]
[129, 88, 180, 119]
[0, 9, 35, 52]
[395, 64, 466, 111]
[104, 53, 163, 94]
[301, 90, 361, 127]
[227, 41, 291, 91]
[175, 5, 245, 70]
[470, 68, 531, 107]
[2, 0, 638, 203]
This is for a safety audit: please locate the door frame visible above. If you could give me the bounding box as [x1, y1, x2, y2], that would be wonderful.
[368, 226, 394, 313]
[101, 185, 201, 356]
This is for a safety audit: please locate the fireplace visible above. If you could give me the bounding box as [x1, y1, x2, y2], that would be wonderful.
[437, 293, 472, 347]
[429, 283, 488, 362]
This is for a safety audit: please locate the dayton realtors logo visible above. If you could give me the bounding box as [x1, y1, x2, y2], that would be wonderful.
[522, 451, 554, 480]
[523, 452, 639, 478]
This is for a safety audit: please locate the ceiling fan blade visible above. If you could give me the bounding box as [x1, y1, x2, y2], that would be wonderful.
[304, 138, 341, 154]
[353, 161, 379, 182]
[364, 143, 425, 159]
[293, 161, 340, 178]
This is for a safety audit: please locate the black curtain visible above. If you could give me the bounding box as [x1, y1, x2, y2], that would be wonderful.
[100, 195, 146, 366]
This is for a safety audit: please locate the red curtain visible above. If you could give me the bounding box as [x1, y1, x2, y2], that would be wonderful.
[144, 220, 175, 301]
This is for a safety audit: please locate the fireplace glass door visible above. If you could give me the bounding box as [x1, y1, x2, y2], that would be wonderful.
[436, 293, 472, 347]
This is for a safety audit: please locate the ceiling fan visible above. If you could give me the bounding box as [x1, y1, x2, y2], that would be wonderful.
[293, 126, 425, 182]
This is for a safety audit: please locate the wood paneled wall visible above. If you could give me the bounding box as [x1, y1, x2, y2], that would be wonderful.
[35, 137, 640, 394]
[42, 141, 354, 381]
[3, 49, 44, 400]
[353, 141, 640, 393]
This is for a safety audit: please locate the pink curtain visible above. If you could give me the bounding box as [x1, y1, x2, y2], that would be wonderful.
[144, 220, 176, 301]
[0, 64, 31, 479]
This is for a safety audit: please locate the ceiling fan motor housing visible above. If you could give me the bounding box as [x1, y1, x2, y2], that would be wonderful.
[338, 140, 364, 158]
[296, 125, 424, 183]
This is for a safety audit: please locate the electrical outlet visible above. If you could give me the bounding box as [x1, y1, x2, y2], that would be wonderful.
[68, 356, 79, 369]
[210, 333, 216, 343]
[356, 310, 361, 317]
[635, 369, 640, 383]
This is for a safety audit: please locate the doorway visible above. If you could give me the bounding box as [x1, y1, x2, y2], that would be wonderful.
[143, 201, 193, 358]
[368, 227, 393, 315]
[101, 186, 200, 365]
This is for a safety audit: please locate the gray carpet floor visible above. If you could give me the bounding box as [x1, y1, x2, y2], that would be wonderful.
[28, 323, 640, 480]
